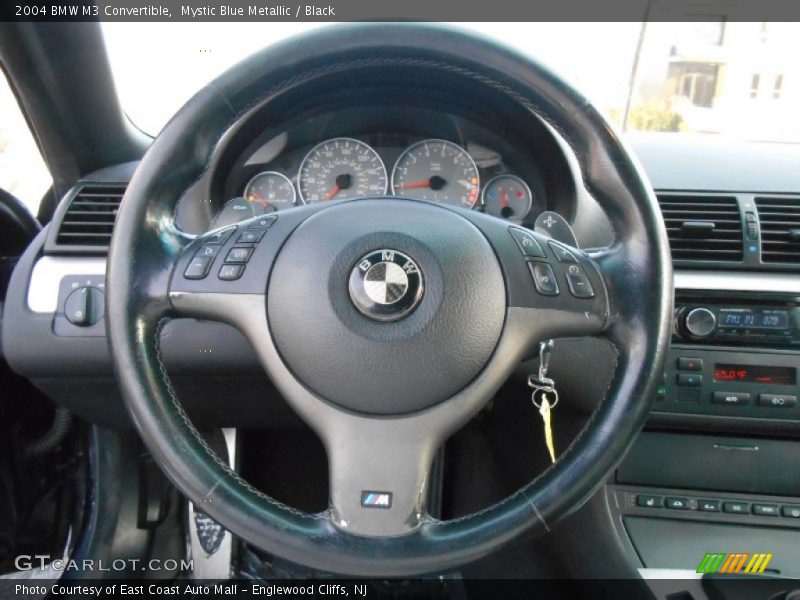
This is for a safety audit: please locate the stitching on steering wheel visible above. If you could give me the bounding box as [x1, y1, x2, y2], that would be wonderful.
[153, 317, 328, 521]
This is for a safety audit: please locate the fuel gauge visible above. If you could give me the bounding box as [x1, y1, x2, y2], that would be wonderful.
[244, 171, 296, 212]
[482, 175, 533, 221]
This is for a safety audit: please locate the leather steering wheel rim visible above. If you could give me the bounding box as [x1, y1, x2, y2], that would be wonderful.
[107, 23, 672, 576]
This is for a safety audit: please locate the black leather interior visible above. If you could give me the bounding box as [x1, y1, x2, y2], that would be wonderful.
[106, 23, 672, 575]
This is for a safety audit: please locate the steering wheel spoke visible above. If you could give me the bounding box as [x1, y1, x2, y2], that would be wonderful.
[322, 415, 440, 536]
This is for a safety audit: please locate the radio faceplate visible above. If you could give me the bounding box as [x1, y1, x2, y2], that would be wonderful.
[675, 303, 800, 348]
[654, 346, 800, 422]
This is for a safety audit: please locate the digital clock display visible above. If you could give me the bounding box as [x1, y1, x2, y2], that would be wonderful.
[718, 309, 789, 330]
[713, 364, 796, 385]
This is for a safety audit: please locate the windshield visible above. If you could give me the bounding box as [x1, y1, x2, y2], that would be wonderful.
[102, 22, 800, 143]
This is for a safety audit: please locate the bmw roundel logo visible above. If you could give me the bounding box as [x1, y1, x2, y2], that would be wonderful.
[348, 249, 423, 321]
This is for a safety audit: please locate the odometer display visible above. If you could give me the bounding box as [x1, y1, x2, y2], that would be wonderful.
[297, 138, 387, 203]
[391, 139, 480, 207]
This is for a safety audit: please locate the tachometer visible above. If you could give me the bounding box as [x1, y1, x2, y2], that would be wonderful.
[243, 171, 296, 212]
[297, 138, 387, 203]
[391, 139, 480, 207]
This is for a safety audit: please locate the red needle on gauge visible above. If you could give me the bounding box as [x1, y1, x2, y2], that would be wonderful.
[248, 193, 269, 207]
[396, 175, 447, 191]
[498, 187, 509, 208]
[326, 173, 352, 200]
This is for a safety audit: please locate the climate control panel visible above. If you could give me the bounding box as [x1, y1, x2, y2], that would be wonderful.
[654, 345, 800, 422]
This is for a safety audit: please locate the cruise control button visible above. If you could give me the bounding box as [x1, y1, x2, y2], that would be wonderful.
[548, 241, 577, 263]
[698, 500, 720, 512]
[758, 394, 797, 408]
[723, 501, 749, 514]
[565, 264, 595, 298]
[528, 262, 559, 296]
[237, 230, 266, 244]
[225, 246, 254, 263]
[712, 391, 750, 406]
[782, 505, 800, 518]
[509, 227, 545, 257]
[219, 264, 245, 281]
[636, 495, 663, 508]
[206, 227, 236, 244]
[248, 215, 277, 229]
[184, 256, 213, 279]
[752, 504, 780, 517]
[195, 244, 221, 259]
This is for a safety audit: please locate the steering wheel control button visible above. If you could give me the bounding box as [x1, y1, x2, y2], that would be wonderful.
[349, 249, 423, 322]
[237, 230, 266, 244]
[548, 241, 577, 263]
[218, 264, 245, 281]
[636, 495, 663, 508]
[184, 256, 213, 279]
[195, 244, 221, 259]
[752, 504, 780, 517]
[248, 215, 277, 229]
[528, 262, 559, 296]
[64, 286, 104, 326]
[225, 246, 254, 263]
[698, 500, 720, 512]
[508, 227, 545, 257]
[723, 501, 750, 514]
[712, 391, 750, 406]
[565, 264, 595, 298]
[758, 394, 797, 408]
[206, 226, 236, 245]
[677, 357, 703, 371]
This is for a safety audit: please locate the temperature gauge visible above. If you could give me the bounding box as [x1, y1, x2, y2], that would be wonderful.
[482, 175, 533, 221]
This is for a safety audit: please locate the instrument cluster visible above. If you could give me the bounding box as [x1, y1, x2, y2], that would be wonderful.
[210, 134, 546, 230]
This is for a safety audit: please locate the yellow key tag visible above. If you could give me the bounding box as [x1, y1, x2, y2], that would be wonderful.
[538, 394, 557, 464]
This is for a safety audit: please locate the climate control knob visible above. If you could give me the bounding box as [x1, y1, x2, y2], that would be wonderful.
[684, 307, 716, 338]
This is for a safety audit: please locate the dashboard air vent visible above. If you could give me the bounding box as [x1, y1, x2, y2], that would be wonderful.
[55, 184, 125, 248]
[755, 196, 800, 264]
[657, 194, 743, 263]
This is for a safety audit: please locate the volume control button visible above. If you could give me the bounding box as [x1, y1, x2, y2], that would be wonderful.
[685, 307, 716, 337]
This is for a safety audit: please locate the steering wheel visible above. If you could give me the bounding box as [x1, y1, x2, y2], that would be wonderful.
[107, 24, 671, 576]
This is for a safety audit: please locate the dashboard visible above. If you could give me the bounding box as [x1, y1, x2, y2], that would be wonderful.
[174, 104, 566, 235]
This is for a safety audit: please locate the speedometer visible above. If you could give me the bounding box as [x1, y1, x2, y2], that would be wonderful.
[391, 139, 480, 207]
[297, 138, 387, 203]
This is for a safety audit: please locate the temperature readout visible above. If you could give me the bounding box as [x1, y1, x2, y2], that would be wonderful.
[717, 309, 789, 330]
[713, 363, 796, 385]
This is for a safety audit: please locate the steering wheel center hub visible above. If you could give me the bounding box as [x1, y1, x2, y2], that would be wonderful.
[349, 249, 424, 321]
[266, 199, 506, 415]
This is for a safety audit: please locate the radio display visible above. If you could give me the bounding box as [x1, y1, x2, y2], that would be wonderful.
[717, 309, 789, 330]
[713, 364, 796, 385]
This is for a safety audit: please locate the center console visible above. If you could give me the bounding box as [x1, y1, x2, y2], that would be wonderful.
[616, 280, 800, 587]
[654, 289, 800, 423]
